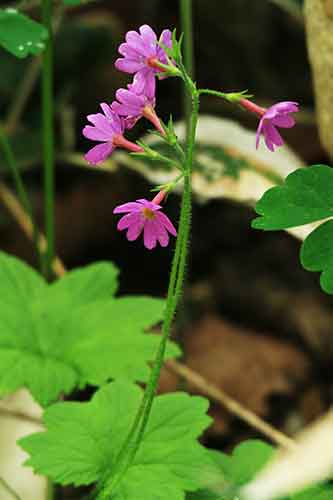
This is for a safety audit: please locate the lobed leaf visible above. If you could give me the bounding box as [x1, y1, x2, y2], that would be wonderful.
[300, 220, 333, 294]
[252, 165, 333, 230]
[20, 380, 215, 500]
[0, 252, 179, 406]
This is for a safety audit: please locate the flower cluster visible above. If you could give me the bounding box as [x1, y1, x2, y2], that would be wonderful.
[83, 25, 177, 250]
[83, 25, 173, 166]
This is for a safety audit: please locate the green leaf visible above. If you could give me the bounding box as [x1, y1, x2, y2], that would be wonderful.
[300, 220, 333, 294]
[222, 440, 274, 486]
[0, 252, 179, 406]
[292, 485, 333, 500]
[253, 165, 333, 230]
[188, 440, 274, 500]
[0, 9, 48, 58]
[20, 381, 214, 500]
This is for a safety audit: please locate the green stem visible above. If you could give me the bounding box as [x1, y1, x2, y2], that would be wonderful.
[42, 0, 55, 279]
[99, 88, 200, 500]
[0, 127, 41, 264]
[0, 477, 22, 500]
[198, 88, 228, 99]
[180, 0, 194, 127]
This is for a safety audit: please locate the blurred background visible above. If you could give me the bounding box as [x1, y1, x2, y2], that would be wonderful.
[0, 0, 332, 474]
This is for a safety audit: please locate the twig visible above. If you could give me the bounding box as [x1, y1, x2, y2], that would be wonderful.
[0, 183, 295, 449]
[166, 359, 296, 450]
[0, 407, 41, 425]
[0, 182, 66, 277]
[0, 476, 22, 500]
[5, 57, 41, 136]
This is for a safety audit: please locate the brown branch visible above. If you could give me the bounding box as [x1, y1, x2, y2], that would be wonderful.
[166, 359, 296, 450]
[0, 183, 295, 448]
[0, 183, 65, 277]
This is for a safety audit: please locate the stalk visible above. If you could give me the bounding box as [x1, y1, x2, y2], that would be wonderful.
[41, 0, 55, 279]
[180, 0, 194, 128]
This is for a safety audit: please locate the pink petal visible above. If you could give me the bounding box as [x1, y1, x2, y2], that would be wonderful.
[264, 122, 284, 147]
[127, 219, 144, 241]
[113, 202, 143, 214]
[139, 25, 158, 53]
[130, 69, 156, 96]
[143, 220, 157, 249]
[100, 103, 113, 120]
[117, 212, 143, 231]
[151, 219, 169, 247]
[115, 58, 145, 74]
[116, 88, 144, 108]
[136, 199, 161, 210]
[271, 115, 295, 128]
[255, 118, 264, 149]
[82, 125, 113, 142]
[155, 211, 177, 236]
[85, 143, 113, 165]
[118, 42, 142, 60]
[111, 101, 140, 118]
[125, 31, 148, 55]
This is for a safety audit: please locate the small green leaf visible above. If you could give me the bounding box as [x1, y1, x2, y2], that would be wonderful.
[0, 9, 48, 58]
[300, 220, 333, 294]
[223, 440, 274, 486]
[20, 381, 215, 500]
[253, 165, 333, 230]
[63, 0, 82, 4]
[0, 252, 179, 406]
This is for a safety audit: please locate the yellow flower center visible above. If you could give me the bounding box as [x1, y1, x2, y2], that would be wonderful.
[142, 207, 156, 220]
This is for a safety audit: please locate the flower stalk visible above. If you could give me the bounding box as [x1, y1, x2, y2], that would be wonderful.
[42, 0, 55, 279]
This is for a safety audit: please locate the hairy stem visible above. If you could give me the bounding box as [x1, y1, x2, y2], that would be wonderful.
[99, 86, 200, 500]
[42, 0, 55, 279]
[180, 0, 194, 127]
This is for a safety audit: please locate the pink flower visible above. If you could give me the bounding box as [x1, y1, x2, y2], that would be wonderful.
[113, 194, 177, 250]
[239, 99, 299, 152]
[111, 85, 165, 135]
[115, 25, 172, 96]
[82, 103, 143, 165]
[256, 101, 299, 152]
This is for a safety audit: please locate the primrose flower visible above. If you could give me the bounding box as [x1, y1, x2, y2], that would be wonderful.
[111, 85, 165, 135]
[114, 192, 177, 250]
[82, 103, 143, 165]
[256, 101, 299, 152]
[115, 25, 173, 96]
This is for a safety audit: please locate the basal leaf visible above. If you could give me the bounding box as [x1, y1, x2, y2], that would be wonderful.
[20, 381, 215, 500]
[0, 9, 48, 58]
[253, 165, 333, 230]
[300, 220, 333, 294]
[0, 252, 179, 406]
